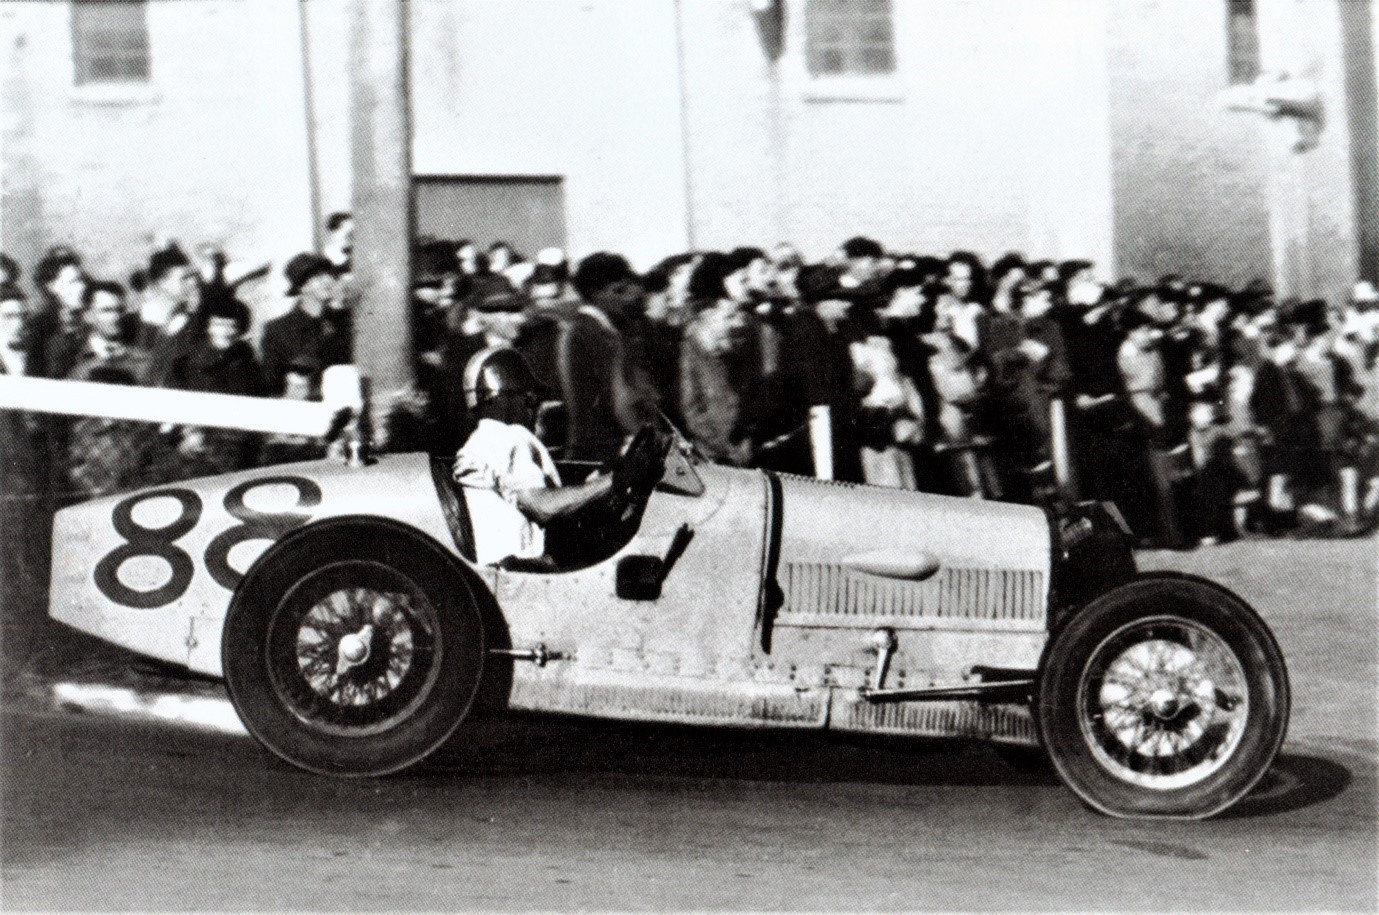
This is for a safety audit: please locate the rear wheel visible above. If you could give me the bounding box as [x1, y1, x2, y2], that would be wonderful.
[223, 523, 485, 776]
[1037, 575, 1289, 818]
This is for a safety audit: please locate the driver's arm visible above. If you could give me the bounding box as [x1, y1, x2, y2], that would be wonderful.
[513, 475, 615, 527]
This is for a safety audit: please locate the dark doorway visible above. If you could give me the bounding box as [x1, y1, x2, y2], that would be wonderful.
[414, 175, 566, 258]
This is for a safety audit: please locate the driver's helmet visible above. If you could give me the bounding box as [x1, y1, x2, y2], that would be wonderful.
[463, 345, 540, 412]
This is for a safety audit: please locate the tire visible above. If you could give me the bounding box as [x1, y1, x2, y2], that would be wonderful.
[222, 521, 485, 777]
[1036, 573, 1289, 819]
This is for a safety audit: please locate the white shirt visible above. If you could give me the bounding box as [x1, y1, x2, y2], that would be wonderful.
[0, 345, 27, 377]
[454, 418, 562, 565]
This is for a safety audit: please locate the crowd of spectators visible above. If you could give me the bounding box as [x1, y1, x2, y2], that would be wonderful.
[4, 217, 1379, 551]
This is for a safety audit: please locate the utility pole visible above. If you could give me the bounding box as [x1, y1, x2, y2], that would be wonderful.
[348, 0, 414, 405]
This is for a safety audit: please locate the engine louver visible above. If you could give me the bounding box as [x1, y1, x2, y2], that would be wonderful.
[778, 562, 1046, 629]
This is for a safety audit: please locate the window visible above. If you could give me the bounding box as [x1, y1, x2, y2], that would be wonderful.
[72, 0, 150, 86]
[1226, 0, 1261, 85]
[804, 0, 895, 78]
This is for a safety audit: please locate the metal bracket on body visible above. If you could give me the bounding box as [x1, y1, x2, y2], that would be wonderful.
[860, 655, 1036, 705]
[859, 679, 1036, 705]
[488, 644, 569, 667]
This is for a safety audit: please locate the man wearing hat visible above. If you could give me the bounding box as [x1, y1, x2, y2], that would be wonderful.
[260, 252, 343, 395]
[435, 255, 532, 450]
[174, 289, 264, 476]
[138, 244, 207, 387]
[517, 252, 658, 463]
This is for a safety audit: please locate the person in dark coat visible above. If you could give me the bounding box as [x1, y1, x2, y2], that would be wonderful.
[260, 253, 344, 395]
[0, 286, 53, 671]
[174, 290, 264, 476]
[678, 252, 761, 466]
[31, 249, 88, 379]
[1287, 300, 1363, 522]
[138, 245, 203, 387]
[751, 250, 837, 478]
[523, 252, 659, 462]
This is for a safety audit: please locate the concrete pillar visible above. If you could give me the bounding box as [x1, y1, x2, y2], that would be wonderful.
[1254, 0, 1368, 302]
[348, 0, 413, 399]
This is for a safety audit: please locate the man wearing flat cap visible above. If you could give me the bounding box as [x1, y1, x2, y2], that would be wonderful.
[260, 253, 345, 395]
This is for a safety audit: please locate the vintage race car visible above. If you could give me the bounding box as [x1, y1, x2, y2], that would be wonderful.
[49, 430, 1290, 819]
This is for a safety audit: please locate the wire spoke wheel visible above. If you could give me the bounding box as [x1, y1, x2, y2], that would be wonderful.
[268, 563, 442, 738]
[1037, 574, 1288, 819]
[1079, 616, 1249, 791]
[223, 521, 486, 777]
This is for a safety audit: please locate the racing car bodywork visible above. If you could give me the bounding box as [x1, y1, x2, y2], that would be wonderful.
[49, 445, 1290, 819]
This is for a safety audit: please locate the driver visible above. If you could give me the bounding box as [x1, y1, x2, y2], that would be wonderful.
[454, 346, 664, 566]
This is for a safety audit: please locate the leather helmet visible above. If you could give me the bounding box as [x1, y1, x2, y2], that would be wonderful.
[463, 345, 539, 412]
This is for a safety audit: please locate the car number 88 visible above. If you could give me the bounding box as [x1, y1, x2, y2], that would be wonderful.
[92, 476, 322, 609]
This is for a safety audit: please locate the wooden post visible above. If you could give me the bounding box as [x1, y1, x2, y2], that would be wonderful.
[349, 0, 414, 404]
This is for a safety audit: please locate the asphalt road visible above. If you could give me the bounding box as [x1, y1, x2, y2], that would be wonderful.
[3, 537, 1376, 911]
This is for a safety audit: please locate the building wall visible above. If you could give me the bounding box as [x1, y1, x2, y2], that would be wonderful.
[1253, 0, 1370, 304]
[306, 0, 1115, 268]
[0, 0, 315, 289]
[2, 0, 1372, 296]
[675, 0, 1114, 267]
[1107, 0, 1274, 287]
[304, 0, 692, 270]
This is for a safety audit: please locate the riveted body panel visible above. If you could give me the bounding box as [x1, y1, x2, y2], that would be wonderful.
[51, 454, 1053, 745]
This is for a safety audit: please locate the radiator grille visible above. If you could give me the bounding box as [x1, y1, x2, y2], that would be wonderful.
[780, 562, 1045, 625]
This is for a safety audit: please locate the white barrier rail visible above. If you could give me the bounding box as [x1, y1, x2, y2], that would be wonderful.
[0, 365, 362, 437]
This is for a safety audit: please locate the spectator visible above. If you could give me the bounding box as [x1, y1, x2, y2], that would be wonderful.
[67, 281, 152, 385]
[32, 249, 88, 378]
[0, 285, 35, 379]
[678, 252, 759, 466]
[534, 252, 658, 462]
[641, 252, 698, 427]
[1182, 388, 1244, 544]
[1116, 308, 1185, 547]
[938, 251, 989, 350]
[851, 315, 926, 489]
[194, 243, 232, 299]
[455, 239, 484, 277]
[138, 244, 202, 387]
[63, 281, 159, 499]
[175, 290, 264, 476]
[260, 253, 342, 395]
[1288, 299, 1362, 523]
[322, 211, 354, 279]
[924, 326, 999, 497]
[752, 250, 837, 479]
[0, 285, 52, 669]
[988, 253, 1027, 315]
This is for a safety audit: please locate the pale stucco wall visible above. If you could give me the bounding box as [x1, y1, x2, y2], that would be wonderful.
[3, 0, 1372, 295]
[674, 0, 1114, 268]
[0, 0, 315, 292]
[1107, 0, 1274, 288]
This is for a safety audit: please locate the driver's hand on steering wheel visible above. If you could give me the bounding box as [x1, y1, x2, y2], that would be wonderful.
[610, 426, 668, 496]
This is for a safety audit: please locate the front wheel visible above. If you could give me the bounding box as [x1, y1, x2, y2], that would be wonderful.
[223, 523, 485, 776]
[1037, 574, 1289, 819]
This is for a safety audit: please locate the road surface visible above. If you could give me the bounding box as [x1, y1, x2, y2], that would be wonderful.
[3, 537, 1375, 911]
